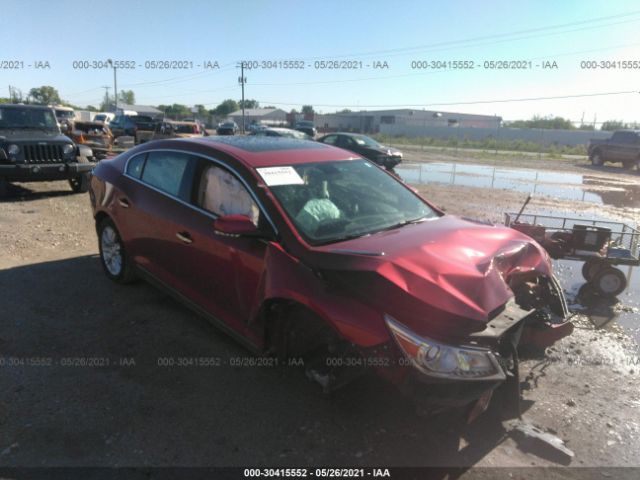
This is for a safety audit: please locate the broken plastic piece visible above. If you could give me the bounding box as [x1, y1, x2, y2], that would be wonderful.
[507, 420, 574, 463]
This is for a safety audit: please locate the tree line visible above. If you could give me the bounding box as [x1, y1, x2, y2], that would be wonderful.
[1, 85, 635, 131]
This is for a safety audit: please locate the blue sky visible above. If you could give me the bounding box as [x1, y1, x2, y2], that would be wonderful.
[2, 0, 640, 122]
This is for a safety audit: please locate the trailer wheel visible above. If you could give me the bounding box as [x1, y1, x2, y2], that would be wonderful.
[582, 259, 606, 281]
[592, 267, 627, 297]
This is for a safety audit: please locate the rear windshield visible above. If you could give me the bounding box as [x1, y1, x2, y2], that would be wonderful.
[175, 124, 198, 133]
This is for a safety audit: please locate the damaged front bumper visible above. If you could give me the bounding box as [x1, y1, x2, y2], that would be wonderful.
[381, 296, 572, 419]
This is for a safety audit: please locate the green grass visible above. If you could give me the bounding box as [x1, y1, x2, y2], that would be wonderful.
[371, 134, 588, 156]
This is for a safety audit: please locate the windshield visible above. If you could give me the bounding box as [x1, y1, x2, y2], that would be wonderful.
[0, 107, 58, 130]
[352, 135, 380, 148]
[265, 160, 438, 245]
[56, 110, 74, 119]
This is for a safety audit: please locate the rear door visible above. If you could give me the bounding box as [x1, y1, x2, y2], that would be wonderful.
[119, 150, 199, 291]
[608, 132, 634, 163]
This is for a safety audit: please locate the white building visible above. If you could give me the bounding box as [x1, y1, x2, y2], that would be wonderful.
[315, 109, 502, 133]
[228, 108, 287, 127]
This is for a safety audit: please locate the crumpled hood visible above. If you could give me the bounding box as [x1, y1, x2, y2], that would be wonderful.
[307, 215, 551, 336]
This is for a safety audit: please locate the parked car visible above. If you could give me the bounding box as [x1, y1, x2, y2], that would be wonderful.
[108, 114, 156, 141]
[294, 120, 317, 137]
[136, 120, 204, 144]
[89, 136, 572, 418]
[318, 132, 403, 171]
[248, 122, 267, 133]
[250, 127, 311, 140]
[70, 121, 114, 159]
[217, 121, 239, 135]
[0, 104, 94, 194]
[588, 130, 640, 169]
[93, 113, 115, 125]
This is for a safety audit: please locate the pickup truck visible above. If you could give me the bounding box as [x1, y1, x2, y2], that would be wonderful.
[588, 130, 640, 169]
[108, 114, 155, 142]
[0, 104, 94, 195]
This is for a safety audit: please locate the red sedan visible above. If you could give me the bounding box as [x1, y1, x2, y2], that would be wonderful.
[89, 136, 572, 418]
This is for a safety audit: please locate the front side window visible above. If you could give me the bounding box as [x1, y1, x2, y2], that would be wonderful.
[140, 151, 194, 199]
[197, 164, 260, 225]
[265, 160, 438, 245]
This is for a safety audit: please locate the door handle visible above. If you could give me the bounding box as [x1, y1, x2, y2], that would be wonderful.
[118, 198, 130, 208]
[176, 231, 193, 244]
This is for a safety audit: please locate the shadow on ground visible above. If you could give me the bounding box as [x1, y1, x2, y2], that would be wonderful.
[0, 255, 546, 470]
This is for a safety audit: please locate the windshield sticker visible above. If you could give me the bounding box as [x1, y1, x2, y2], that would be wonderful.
[257, 166, 304, 186]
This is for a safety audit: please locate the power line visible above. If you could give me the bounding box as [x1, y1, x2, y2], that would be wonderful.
[256, 90, 639, 109]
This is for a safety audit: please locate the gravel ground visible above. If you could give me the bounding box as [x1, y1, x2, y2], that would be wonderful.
[0, 151, 639, 477]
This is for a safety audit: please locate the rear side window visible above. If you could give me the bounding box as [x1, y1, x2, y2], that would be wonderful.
[141, 151, 196, 200]
[126, 154, 146, 178]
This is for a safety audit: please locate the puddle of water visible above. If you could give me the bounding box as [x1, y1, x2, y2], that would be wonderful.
[398, 162, 640, 208]
[554, 258, 640, 348]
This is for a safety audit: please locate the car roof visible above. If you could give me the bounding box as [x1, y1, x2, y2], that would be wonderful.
[167, 136, 359, 167]
[0, 104, 55, 110]
[324, 132, 370, 138]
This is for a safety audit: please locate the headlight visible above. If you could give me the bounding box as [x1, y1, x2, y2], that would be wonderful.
[7, 144, 20, 156]
[63, 144, 75, 156]
[384, 314, 505, 381]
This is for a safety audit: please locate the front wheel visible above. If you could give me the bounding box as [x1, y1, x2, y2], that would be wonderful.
[582, 259, 606, 281]
[97, 217, 136, 284]
[69, 173, 90, 193]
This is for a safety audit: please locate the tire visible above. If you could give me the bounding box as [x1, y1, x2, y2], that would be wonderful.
[590, 151, 603, 166]
[0, 179, 9, 197]
[581, 259, 606, 281]
[69, 173, 90, 193]
[622, 160, 635, 170]
[592, 267, 627, 297]
[97, 217, 136, 284]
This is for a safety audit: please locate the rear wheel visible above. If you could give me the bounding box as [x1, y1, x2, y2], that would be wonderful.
[590, 151, 603, 166]
[0, 179, 9, 197]
[592, 267, 626, 297]
[97, 217, 136, 284]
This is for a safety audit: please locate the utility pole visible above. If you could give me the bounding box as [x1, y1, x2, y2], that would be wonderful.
[238, 62, 246, 134]
[107, 59, 118, 112]
[101, 86, 110, 109]
[113, 65, 118, 111]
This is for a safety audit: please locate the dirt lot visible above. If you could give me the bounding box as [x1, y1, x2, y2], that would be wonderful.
[0, 151, 639, 477]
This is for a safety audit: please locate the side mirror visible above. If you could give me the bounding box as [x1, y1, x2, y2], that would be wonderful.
[213, 214, 261, 237]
